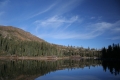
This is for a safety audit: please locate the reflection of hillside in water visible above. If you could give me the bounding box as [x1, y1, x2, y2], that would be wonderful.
[0, 59, 119, 80]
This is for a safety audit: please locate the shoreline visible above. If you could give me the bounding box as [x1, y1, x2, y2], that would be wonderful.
[0, 56, 119, 61]
[0, 56, 69, 60]
[0, 56, 99, 60]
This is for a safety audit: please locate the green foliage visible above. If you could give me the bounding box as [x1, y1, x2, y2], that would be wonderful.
[0, 36, 100, 57]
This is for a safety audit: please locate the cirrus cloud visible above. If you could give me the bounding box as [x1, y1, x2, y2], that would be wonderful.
[34, 18, 120, 40]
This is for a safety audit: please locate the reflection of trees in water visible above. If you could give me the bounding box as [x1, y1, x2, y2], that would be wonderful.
[102, 60, 120, 76]
[0, 60, 59, 80]
[0, 59, 101, 80]
[0, 59, 120, 80]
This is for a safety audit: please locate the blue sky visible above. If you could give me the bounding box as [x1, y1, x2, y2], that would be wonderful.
[0, 0, 120, 49]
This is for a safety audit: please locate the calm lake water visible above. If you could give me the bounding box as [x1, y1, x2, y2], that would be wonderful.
[0, 59, 120, 80]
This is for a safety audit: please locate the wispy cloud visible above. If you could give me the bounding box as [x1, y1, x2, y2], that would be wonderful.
[35, 18, 120, 40]
[90, 17, 95, 19]
[53, 0, 83, 15]
[107, 36, 120, 40]
[86, 22, 112, 33]
[40, 21, 112, 39]
[112, 27, 120, 34]
[79, 20, 120, 39]
[35, 15, 78, 27]
[112, 20, 120, 33]
[23, 0, 83, 20]
[28, 3, 56, 19]
[34, 15, 79, 32]
[45, 22, 111, 39]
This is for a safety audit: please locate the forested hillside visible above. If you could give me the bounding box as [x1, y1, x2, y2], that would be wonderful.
[0, 26, 100, 57]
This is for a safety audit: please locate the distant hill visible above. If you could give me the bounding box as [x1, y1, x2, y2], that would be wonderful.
[0, 25, 44, 42]
[0, 25, 100, 57]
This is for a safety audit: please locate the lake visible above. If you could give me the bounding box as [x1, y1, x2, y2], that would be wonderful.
[0, 59, 120, 80]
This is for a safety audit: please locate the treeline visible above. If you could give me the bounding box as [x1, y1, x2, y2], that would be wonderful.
[0, 36, 62, 56]
[101, 43, 120, 59]
[0, 36, 100, 57]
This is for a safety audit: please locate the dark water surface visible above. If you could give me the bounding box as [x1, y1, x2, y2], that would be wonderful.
[0, 59, 120, 80]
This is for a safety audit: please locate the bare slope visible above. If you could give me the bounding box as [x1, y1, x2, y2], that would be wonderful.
[0, 25, 44, 42]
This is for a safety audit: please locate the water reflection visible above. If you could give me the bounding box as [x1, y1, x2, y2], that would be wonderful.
[0, 59, 119, 80]
[102, 60, 120, 76]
